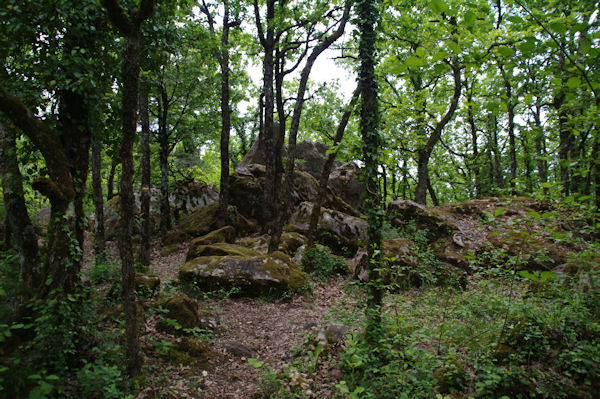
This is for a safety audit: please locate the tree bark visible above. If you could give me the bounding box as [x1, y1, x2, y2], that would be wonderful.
[139, 80, 151, 267]
[269, 0, 352, 252]
[498, 63, 517, 194]
[217, 0, 232, 227]
[307, 87, 359, 250]
[0, 122, 42, 295]
[357, 0, 383, 343]
[157, 80, 172, 239]
[102, 0, 155, 378]
[91, 131, 106, 261]
[107, 156, 118, 201]
[414, 49, 461, 204]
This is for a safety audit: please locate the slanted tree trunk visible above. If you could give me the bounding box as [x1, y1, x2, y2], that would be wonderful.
[107, 156, 118, 201]
[157, 80, 172, 239]
[307, 87, 359, 250]
[1, 74, 76, 296]
[0, 122, 42, 295]
[269, 0, 352, 252]
[139, 81, 151, 267]
[91, 131, 106, 262]
[102, 0, 155, 377]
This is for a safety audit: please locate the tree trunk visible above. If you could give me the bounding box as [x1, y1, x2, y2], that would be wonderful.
[102, 0, 155, 377]
[255, 0, 277, 235]
[532, 103, 548, 193]
[217, 1, 232, 227]
[157, 81, 172, 239]
[139, 81, 151, 267]
[466, 80, 481, 197]
[0, 122, 42, 295]
[499, 63, 517, 194]
[91, 131, 106, 262]
[357, 0, 383, 343]
[107, 156, 118, 201]
[415, 150, 429, 204]
[1, 74, 76, 296]
[307, 87, 359, 250]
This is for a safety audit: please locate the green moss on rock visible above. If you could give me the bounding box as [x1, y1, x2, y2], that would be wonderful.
[186, 242, 259, 262]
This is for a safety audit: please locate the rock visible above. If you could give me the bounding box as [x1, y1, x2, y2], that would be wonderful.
[175, 202, 258, 240]
[288, 202, 367, 256]
[164, 337, 216, 369]
[236, 235, 269, 254]
[179, 251, 307, 296]
[328, 162, 363, 210]
[191, 225, 236, 246]
[294, 140, 337, 178]
[157, 292, 217, 334]
[171, 179, 219, 216]
[135, 274, 160, 293]
[102, 301, 145, 326]
[224, 342, 253, 358]
[163, 229, 189, 246]
[279, 232, 308, 256]
[485, 230, 567, 271]
[432, 237, 471, 272]
[186, 242, 260, 262]
[388, 200, 460, 238]
[230, 163, 361, 224]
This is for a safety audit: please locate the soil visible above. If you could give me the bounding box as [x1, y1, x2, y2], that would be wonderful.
[84, 236, 355, 399]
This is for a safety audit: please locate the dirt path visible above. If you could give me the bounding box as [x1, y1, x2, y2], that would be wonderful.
[126, 241, 354, 399]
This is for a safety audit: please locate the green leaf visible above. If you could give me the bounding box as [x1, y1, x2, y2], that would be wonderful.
[494, 207, 505, 217]
[432, 51, 449, 62]
[430, 0, 449, 14]
[447, 41, 461, 54]
[404, 56, 424, 68]
[507, 15, 524, 24]
[549, 21, 567, 35]
[464, 10, 476, 26]
[524, 93, 534, 105]
[566, 77, 581, 89]
[497, 46, 515, 57]
[518, 40, 536, 54]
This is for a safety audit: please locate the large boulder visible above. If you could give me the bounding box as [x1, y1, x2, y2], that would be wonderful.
[165, 202, 257, 244]
[234, 232, 308, 257]
[294, 140, 339, 178]
[328, 162, 363, 211]
[485, 230, 567, 271]
[186, 242, 259, 262]
[352, 238, 419, 284]
[388, 200, 460, 238]
[180, 251, 306, 295]
[288, 202, 367, 256]
[156, 292, 218, 334]
[229, 163, 360, 224]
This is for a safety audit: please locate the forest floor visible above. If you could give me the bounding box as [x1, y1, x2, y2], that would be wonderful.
[85, 237, 357, 399]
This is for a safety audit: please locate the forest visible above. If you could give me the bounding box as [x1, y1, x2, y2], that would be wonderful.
[0, 0, 599, 398]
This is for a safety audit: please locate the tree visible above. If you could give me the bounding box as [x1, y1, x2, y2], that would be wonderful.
[357, 0, 383, 343]
[102, 0, 155, 377]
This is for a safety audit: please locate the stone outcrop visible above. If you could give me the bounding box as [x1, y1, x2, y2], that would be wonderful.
[289, 202, 367, 256]
[180, 250, 306, 295]
[328, 162, 363, 210]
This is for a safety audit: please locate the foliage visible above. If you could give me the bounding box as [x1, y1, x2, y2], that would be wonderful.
[339, 252, 600, 398]
[300, 245, 348, 280]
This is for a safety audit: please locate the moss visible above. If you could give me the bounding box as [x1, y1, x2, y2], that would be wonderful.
[160, 244, 181, 256]
[177, 202, 220, 237]
[486, 230, 566, 270]
[156, 292, 200, 333]
[163, 229, 189, 246]
[191, 226, 236, 246]
[135, 273, 160, 292]
[180, 252, 307, 295]
[186, 242, 259, 262]
[279, 232, 308, 256]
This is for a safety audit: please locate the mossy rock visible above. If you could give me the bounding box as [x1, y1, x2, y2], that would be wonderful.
[486, 230, 567, 271]
[388, 200, 459, 238]
[431, 236, 471, 272]
[156, 292, 215, 334]
[135, 274, 160, 293]
[179, 251, 307, 296]
[186, 242, 259, 262]
[289, 202, 367, 257]
[102, 301, 145, 326]
[163, 229, 189, 246]
[235, 235, 269, 254]
[176, 202, 258, 240]
[279, 232, 308, 256]
[163, 337, 216, 370]
[192, 226, 237, 247]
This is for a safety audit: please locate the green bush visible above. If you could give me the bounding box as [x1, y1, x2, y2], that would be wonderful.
[300, 245, 347, 280]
